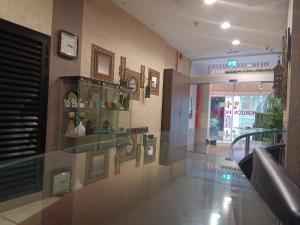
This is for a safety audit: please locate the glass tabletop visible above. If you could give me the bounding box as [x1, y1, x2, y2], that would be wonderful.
[0, 132, 278, 225]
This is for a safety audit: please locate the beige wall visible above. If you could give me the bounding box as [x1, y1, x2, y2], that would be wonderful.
[0, 0, 53, 35]
[81, 0, 191, 133]
[285, 0, 300, 186]
[46, 0, 84, 152]
[0, 0, 192, 147]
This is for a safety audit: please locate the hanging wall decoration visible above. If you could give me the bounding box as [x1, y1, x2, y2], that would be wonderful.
[124, 68, 141, 100]
[140, 65, 146, 103]
[281, 29, 289, 109]
[144, 137, 157, 164]
[91, 44, 115, 82]
[119, 56, 127, 86]
[273, 60, 283, 98]
[140, 65, 145, 88]
[118, 135, 138, 162]
[85, 149, 110, 184]
[148, 69, 160, 96]
[145, 72, 151, 98]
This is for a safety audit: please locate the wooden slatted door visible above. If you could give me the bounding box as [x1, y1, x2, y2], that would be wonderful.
[0, 19, 50, 160]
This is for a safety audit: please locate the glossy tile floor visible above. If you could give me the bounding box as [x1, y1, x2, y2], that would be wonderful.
[0, 146, 277, 225]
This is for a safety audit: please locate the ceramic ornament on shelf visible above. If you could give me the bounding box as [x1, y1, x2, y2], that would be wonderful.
[75, 112, 86, 137]
[65, 111, 76, 136]
[75, 121, 86, 137]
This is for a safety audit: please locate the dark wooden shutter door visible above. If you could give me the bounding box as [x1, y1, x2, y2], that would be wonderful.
[0, 19, 50, 201]
[0, 19, 49, 160]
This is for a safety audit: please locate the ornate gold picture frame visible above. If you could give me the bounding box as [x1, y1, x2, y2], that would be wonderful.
[91, 44, 115, 82]
[149, 69, 160, 96]
[124, 68, 141, 100]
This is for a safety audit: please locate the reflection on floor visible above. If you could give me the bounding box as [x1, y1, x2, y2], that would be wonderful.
[193, 140, 270, 162]
[0, 145, 277, 225]
[110, 153, 276, 225]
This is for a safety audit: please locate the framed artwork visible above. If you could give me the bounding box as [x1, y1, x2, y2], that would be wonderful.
[140, 65, 145, 88]
[124, 68, 141, 100]
[52, 168, 72, 196]
[144, 137, 157, 164]
[119, 56, 126, 80]
[91, 44, 115, 82]
[136, 144, 141, 167]
[58, 30, 78, 59]
[118, 135, 138, 162]
[149, 69, 160, 96]
[114, 150, 121, 174]
[85, 149, 110, 184]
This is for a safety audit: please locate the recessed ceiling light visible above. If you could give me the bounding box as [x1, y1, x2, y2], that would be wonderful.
[204, 0, 217, 5]
[232, 39, 240, 45]
[221, 22, 231, 30]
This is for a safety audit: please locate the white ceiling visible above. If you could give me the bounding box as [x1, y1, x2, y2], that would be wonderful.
[111, 0, 288, 60]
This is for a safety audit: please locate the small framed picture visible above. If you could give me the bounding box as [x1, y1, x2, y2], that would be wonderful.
[149, 69, 160, 96]
[124, 69, 141, 100]
[85, 149, 110, 184]
[91, 44, 115, 82]
[118, 135, 138, 162]
[52, 168, 71, 196]
[144, 137, 157, 164]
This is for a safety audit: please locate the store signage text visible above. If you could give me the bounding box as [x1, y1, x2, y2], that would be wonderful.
[208, 61, 273, 74]
[224, 110, 256, 115]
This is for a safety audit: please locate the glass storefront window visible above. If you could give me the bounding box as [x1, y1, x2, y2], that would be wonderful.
[209, 82, 273, 142]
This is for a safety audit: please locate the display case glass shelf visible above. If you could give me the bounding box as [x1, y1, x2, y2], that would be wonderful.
[59, 76, 132, 150]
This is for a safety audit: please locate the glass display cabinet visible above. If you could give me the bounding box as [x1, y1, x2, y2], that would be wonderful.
[59, 76, 132, 151]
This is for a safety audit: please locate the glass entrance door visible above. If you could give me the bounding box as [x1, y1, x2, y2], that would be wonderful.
[209, 82, 273, 142]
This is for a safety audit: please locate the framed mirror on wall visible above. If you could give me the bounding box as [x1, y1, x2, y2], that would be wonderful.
[85, 149, 110, 184]
[124, 68, 141, 100]
[91, 44, 115, 82]
[149, 69, 160, 96]
[144, 137, 157, 164]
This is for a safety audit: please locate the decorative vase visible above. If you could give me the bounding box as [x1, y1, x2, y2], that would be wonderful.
[65, 119, 75, 137]
[75, 121, 86, 137]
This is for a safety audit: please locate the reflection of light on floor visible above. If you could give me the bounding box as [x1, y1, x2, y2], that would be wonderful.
[221, 173, 232, 181]
[210, 213, 221, 225]
[223, 196, 232, 211]
[206, 142, 232, 156]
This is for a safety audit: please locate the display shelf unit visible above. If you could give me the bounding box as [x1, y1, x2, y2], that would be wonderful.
[59, 76, 132, 151]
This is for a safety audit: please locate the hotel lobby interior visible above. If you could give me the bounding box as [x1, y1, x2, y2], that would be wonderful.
[0, 0, 300, 225]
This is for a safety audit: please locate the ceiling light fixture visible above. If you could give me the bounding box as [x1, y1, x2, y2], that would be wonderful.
[204, 0, 217, 5]
[232, 39, 240, 45]
[221, 22, 231, 30]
